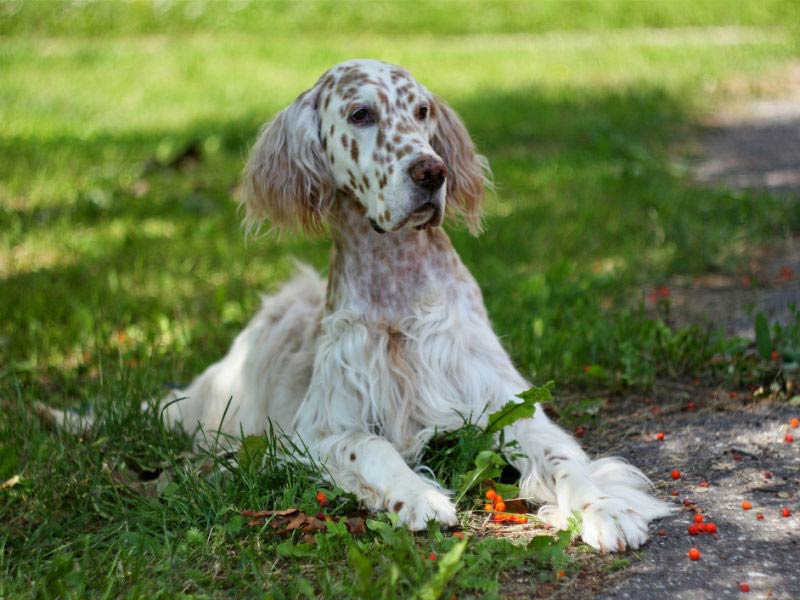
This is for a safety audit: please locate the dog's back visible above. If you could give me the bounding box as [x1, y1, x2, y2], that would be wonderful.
[161, 265, 324, 441]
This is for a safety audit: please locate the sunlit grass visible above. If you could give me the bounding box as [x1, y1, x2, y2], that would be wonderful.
[2, 3, 800, 596]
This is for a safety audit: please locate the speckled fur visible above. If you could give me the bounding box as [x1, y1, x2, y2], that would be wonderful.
[163, 60, 675, 550]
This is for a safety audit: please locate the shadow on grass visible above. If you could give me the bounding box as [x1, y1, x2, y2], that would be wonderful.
[2, 83, 797, 390]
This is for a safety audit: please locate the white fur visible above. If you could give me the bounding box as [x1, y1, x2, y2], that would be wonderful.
[161, 59, 675, 551]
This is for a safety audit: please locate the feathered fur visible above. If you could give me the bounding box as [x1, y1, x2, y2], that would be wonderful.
[162, 59, 675, 550]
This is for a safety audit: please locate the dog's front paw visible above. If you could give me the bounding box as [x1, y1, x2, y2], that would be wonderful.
[391, 487, 458, 531]
[579, 497, 652, 552]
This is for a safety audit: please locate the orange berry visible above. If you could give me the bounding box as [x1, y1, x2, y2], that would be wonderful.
[756, 513, 764, 520]
[428, 553, 437, 560]
[315, 491, 328, 505]
[657, 529, 666, 536]
[485, 489, 497, 501]
[786, 434, 794, 443]
[656, 432, 665, 441]
[742, 501, 752, 510]
[699, 481, 709, 487]
[484, 503, 493, 512]
[790, 417, 799, 428]
[740, 583, 750, 592]
[693, 514, 703, 524]
[671, 489, 680, 496]
[494, 501, 506, 512]
[688, 548, 700, 561]
[671, 470, 681, 480]
[557, 570, 566, 578]
[781, 507, 791, 517]
[688, 524, 699, 536]
[703, 522, 717, 534]
[453, 531, 465, 539]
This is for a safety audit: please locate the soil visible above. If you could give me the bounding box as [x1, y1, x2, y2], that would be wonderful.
[592, 65, 800, 600]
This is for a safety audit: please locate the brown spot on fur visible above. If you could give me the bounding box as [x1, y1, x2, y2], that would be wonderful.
[383, 209, 390, 222]
[341, 133, 348, 149]
[350, 139, 359, 163]
[396, 145, 413, 160]
[362, 175, 370, 189]
[324, 94, 331, 110]
[393, 501, 404, 513]
[396, 121, 414, 134]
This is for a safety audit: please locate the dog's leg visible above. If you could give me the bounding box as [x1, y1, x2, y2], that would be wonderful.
[505, 406, 675, 552]
[303, 431, 458, 531]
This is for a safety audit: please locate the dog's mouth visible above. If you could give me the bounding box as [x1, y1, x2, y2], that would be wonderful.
[369, 202, 442, 234]
[410, 202, 442, 231]
[369, 207, 439, 234]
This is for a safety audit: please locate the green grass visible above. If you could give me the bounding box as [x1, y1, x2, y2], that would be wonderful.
[2, 1, 800, 597]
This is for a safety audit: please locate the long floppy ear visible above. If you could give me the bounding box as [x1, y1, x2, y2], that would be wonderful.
[430, 96, 492, 235]
[242, 89, 334, 235]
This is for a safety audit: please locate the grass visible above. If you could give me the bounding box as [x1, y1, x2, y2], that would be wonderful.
[2, 1, 800, 597]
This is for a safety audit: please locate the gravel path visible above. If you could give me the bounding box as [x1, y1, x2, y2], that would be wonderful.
[600, 68, 800, 600]
[602, 404, 799, 600]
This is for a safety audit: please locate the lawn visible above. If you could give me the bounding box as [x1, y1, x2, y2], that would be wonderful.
[2, 1, 800, 598]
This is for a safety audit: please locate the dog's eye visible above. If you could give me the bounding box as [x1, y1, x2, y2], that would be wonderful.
[416, 105, 429, 121]
[349, 107, 375, 126]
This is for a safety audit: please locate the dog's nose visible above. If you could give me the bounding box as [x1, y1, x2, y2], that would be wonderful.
[408, 157, 447, 192]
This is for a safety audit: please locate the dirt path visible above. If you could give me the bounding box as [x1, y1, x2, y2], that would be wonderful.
[599, 68, 800, 600]
[596, 395, 799, 600]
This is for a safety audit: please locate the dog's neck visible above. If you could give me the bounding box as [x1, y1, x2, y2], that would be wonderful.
[325, 196, 480, 320]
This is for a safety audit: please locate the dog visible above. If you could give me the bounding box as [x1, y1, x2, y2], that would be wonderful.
[160, 59, 674, 551]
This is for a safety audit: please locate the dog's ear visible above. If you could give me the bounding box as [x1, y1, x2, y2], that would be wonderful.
[242, 88, 334, 235]
[430, 96, 491, 235]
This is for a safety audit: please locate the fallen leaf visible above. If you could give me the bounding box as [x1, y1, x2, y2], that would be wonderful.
[267, 512, 308, 536]
[345, 516, 366, 534]
[241, 508, 300, 519]
[1, 475, 20, 490]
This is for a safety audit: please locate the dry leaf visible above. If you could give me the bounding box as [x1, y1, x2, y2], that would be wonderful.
[241, 508, 300, 519]
[1, 475, 20, 490]
[345, 516, 366, 534]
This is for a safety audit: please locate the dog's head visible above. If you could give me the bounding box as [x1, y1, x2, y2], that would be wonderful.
[243, 59, 489, 235]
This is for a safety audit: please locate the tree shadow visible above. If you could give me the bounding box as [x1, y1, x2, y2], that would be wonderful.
[3, 82, 795, 387]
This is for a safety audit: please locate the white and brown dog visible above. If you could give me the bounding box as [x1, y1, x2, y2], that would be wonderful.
[162, 59, 674, 551]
